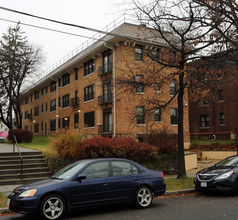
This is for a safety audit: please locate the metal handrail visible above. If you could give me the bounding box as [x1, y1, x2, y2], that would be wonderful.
[13, 135, 23, 179]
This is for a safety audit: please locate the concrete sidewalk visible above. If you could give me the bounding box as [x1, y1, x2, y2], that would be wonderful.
[0, 142, 39, 153]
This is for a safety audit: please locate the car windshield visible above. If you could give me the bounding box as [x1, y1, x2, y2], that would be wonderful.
[215, 157, 238, 167]
[51, 161, 89, 180]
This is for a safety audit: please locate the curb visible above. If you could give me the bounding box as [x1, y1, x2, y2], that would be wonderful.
[0, 208, 10, 214]
[165, 189, 196, 196]
[0, 189, 196, 214]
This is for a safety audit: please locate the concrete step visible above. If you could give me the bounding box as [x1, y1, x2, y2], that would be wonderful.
[0, 177, 50, 186]
[0, 158, 46, 165]
[0, 163, 48, 169]
[0, 151, 51, 186]
[0, 172, 50, 180]
[0, 155, 44, 160]
[0, 151, 42, 157]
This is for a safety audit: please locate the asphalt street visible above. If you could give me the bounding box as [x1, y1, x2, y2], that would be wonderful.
[1, 192, 238, 220]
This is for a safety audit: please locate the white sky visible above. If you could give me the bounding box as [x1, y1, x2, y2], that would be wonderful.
[0, 0, 132, 73]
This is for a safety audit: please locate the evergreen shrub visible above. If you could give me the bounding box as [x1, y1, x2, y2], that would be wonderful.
[7, 129, 33, 143]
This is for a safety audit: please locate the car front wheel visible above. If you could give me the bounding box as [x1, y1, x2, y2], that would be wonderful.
[135, 186, 153, 208]
[40, 194, 66, 220]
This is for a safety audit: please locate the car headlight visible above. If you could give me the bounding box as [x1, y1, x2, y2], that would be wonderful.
[19, 189, 37, 197]
[214, 171, 233, 180]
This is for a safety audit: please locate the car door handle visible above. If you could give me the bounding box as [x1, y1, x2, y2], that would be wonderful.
[103, 183, 108, 186]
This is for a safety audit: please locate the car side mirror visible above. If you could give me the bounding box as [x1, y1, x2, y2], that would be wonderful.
[76, 174, 86, 182]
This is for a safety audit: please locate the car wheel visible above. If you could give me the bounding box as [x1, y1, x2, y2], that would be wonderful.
[135, 186, 153, 208]
[40, 194, 66, 220]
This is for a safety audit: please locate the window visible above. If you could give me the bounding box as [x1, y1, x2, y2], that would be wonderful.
[50, 81, 56, 92]
[31, 95, 32, 102]
[84, 59, 95, 76]
[62, 73, 70, 86]
[50, 120, 56, 131]
[41, 121, 43, 132]
[58, 118, 61, 129]
[111, 161, 139, 176]
[218, 89, 224, 101]
[62, 94, 70, 108]
[199, 100, 208, 106]
[84, 111, 95, 127]
[58, 78, 61, 87]
[82, 162, 109, 179]
[136, 75, 144, 93]
[34, 123, 39, 133]
[200, 115, 210, 127]
[62, 117, 70, 128]
[135, 45, 143, 61]
[34, 106, 39, 116]
[50, 99, 56, 112]
[84, 85, 94, 101]
[154, 83, 160, 92]
[25, 110, 28, 119]
[152, 48, 160, 61]
[35, 91, 39, 100]
[25, 97, 29, 105]
[75, 67, 78, 80]
[136, 106, 145, 125]
[220, 113, 225, 125]
[170, 108, 178, 125]
[45, 102, 48, 111]
[170, 81, 176, 96]
[42, 104, 44, 113]
[74, 113, 79, 129]
[41, 88, 44, 96]
[103, 79, 112, 103]
[58, 97, 61, 107]
[46, 86, 48, 94]
[154, 107, 161, 122]
[103, 51, 112, 74]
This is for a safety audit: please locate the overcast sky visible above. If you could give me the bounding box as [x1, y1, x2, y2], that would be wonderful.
[0, 0, 134, 74]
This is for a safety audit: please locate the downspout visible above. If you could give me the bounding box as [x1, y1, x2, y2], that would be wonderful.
[104, 43, 116, 137]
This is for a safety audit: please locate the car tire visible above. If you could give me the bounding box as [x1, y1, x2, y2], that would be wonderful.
[40, 194, 66, 220]
[134, 186, 153, 208]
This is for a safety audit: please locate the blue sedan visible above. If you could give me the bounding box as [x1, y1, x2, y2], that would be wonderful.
[8, 158, 166, 220]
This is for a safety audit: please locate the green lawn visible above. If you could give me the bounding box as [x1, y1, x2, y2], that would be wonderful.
[191, 139, 235, 145]
[0, 192, 7, 208]
[18, 136, 58, 157]
[165, 177, 194, 191]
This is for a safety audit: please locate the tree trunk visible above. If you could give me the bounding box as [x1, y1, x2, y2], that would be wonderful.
[177, 73, 186, 179]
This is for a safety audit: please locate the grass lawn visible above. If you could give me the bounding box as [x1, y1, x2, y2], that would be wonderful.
[0, 192, 7, 208]
[18, 136, 58, 157]
[165, 177, 194, 191]
[191, 139, 235, 145]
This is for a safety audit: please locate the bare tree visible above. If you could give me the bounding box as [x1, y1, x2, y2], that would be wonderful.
[116, 0, 231, 178]
[193, 0, 238, 49]
[0, 23, 43, 129]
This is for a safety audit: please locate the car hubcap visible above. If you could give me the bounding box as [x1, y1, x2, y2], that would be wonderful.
[43, 197, 63, 219]
[137, 188, 152, 207]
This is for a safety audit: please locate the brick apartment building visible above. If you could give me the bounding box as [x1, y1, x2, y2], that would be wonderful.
[189, 53, 238, 140]
[20, 19, 190, 146]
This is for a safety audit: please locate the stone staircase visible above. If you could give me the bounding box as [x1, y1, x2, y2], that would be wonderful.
[0, 151, 51, 185]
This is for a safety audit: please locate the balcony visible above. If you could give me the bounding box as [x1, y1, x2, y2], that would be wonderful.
[98, 124, 113, 135]
[98, 94, 112, 105]
[70, 97, 80, 107]
[97, 62, 112, 76]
